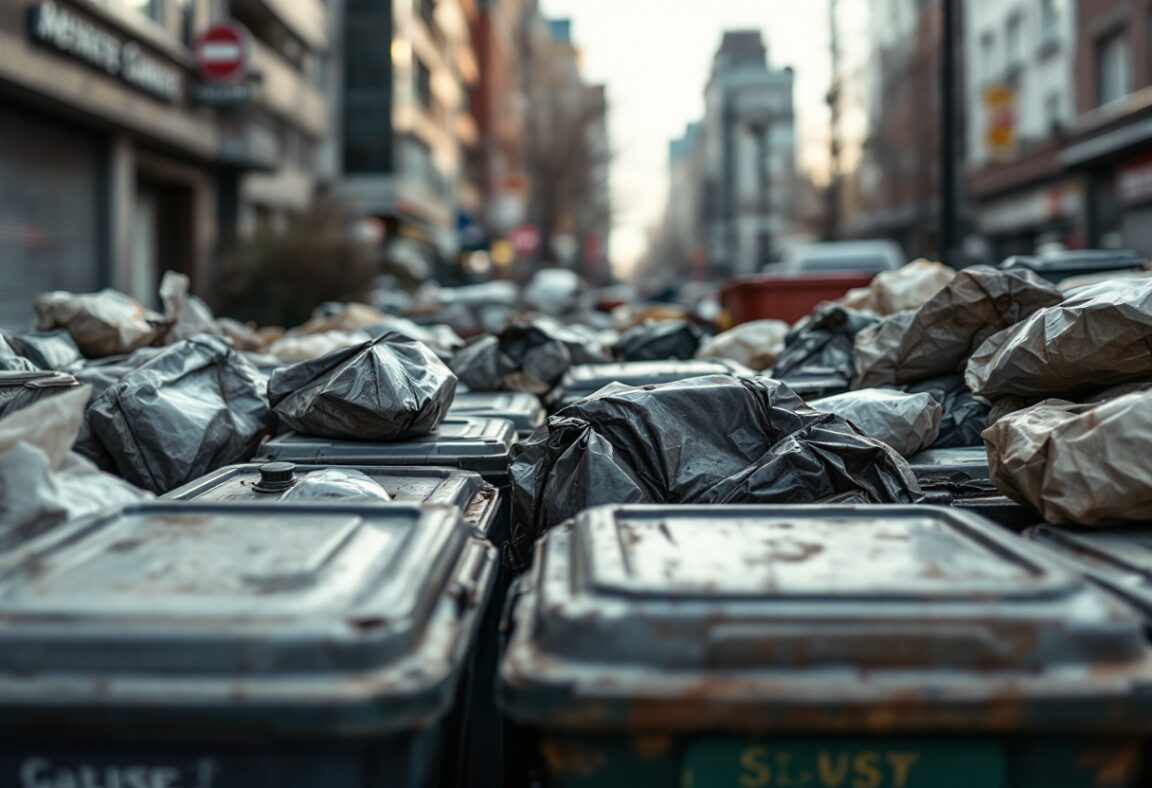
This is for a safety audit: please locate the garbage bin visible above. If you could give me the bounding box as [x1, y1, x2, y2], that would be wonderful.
[258, 416, 517, 788]
[449, 391, 546, 439]
[908, 447, 1042, 531]
[163, 462, 501, 539]
[501, 504, 1152, 788]
[1000, 250, 1146, 285]
[547, 360, 753, 412]
[775, 370, 852, 400]
[0, 500, 497, 788]
[720, 273, 874, 325]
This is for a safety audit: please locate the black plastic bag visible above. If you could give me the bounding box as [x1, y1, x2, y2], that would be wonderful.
[449, 319, 611, 394]
[0, 336, 38, 373]
[86, 335, 270, 493]
[613, 320, 704, 362]
[269, 332, 456, 440]
[508, 374, 921, 570]
[902, 375, 990, 448]
[0, 373, 80, 420]
[770, 304, 879, 380]
[810, 388, 942, 457]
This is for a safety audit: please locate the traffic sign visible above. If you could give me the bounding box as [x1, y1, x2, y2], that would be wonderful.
[194, 22, 250, 85]
[510, 224, 540, 256]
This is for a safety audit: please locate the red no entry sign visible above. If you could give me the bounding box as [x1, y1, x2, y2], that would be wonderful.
[194, 22, 250, 85]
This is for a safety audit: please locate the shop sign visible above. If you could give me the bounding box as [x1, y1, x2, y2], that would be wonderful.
[1117, 156, 1152, 207]
[27, 1, 183, 103]
[984, 84, 1016, 162]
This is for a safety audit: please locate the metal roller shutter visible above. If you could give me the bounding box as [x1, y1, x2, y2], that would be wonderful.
[0, 106, 102, 330]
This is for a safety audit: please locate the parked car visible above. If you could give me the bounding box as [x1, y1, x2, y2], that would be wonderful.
[768, 240, 907, 275]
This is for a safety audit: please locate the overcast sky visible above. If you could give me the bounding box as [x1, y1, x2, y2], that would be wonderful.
[542, 0, 836, 273]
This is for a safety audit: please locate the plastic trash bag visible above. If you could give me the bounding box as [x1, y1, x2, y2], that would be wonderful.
[966, 278, 1152, 399]
[34, 289, 168, 358]
[694, 319, 789, 371]
[508, 374, 921, 570]
[267, 330, 372, 363]
[810, 388, 942, 457]
[854, 266, 1063, 388]
[840, 260, 956, 316]
[269, 332, 456, 441]
[218, 318, 267, 353]
[983, 392, 1152, 526]
[298, 302, 389, 335]
[901, 375, 990, 448]
[613, 320, 704, 362]
[771, 303, 879, 380]
[450, 319, 611, 394]
[5, 330, 84, 370]
[279, 468, 393, 502]
[0, 336, 39, 373]
[159, 271, 222, 344]
[0, 372, 79, 420]
[86, 336, 269, 494]
[0, 386, 151, 538]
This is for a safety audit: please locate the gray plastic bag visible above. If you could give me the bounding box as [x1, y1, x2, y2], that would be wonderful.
[279, 468, 393, 502]
[87, 336, 270, 494]
[966, 278, 1152, 399]
[984, 392, 1152, 526]
[269, 332, 456, 440]
[810, 388, 942, 457]
[854, 266, 1063, 388]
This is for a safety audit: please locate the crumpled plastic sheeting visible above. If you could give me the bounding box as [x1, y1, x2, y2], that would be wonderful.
[612, 320, 704, 362]
[5, 330, 83, 370]
[840, 260, 956, 316]
[695, 319, 789, 371]
[983, 392, 1152, 526]
[269, 332, 456, 441]
[267, 330, 372, 363]
[508, 375, 921, 570]
[0, 336, 39, 373]
[771, 304, 879, 380]
[0, 386, 151, 539]
[903, 375, 990, 448]
[87, 336, 270, 494]
[280, 468, 393, 502]
[34, 288, 168, 358]
[966, 278, 1152, 399]
[854, 266, 1063, 388]
[810, 388, 942, 457]
[450, 319, 611, 394]
[159, 271, 223, 344]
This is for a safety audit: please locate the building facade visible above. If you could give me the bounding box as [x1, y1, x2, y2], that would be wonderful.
[701, 31, 797, 277]
[0, 0, 331, 325]
[964, 0, 1083, 259]
[1062, 0, 1152, 254]
[338, 0, 478, 280]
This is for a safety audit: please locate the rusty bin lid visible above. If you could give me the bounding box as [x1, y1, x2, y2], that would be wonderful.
[500, 504, 1152, 733]
[1027, 526, 1152, 619]
[448, 391, 546, 434]
[0, 501, 496, 737]
[163, 463, 501, 538]
[548, 360, 754, 409]
[259, 417, 515, 483]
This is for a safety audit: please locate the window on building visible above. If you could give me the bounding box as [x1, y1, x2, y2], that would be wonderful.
[1097, 30, 1131, 106]
[1039, 0, 1060, 47]
[980, 32, 996, 83]
[1045, 91, 1062, 131]
[415, 58, 432, 108]
[1005, 13, 1023, 70]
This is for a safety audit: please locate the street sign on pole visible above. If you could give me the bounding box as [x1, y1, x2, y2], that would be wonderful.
[510, 224, 541, 256]
[194, 23, 250, 85]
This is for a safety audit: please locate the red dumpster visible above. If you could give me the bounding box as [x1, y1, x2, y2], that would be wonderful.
[720, 273, 874, 325]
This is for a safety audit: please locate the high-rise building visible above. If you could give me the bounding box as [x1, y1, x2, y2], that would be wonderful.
[337, 0, 478, 279]
[0, 0, 332, 324]
[701, 30, 797, 276]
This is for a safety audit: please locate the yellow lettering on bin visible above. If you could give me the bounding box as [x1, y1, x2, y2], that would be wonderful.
[887, 753, 919, 788]
[817, 753, 850, 787]
[739, 746, 773, 788]
[852, 752, 882, 788]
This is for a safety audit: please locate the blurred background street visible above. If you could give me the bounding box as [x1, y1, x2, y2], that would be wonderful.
[0, 0, 1148, 325]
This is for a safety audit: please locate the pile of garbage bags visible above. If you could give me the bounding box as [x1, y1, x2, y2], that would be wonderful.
[508, 375, 921, 570]
[451, 319, 611, 394]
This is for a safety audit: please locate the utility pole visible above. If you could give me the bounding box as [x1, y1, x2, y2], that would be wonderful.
[940, 0, 959, 265]
[825, 0, 842, 241]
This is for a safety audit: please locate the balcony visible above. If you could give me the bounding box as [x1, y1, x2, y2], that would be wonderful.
[250, 40, 329, 138]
